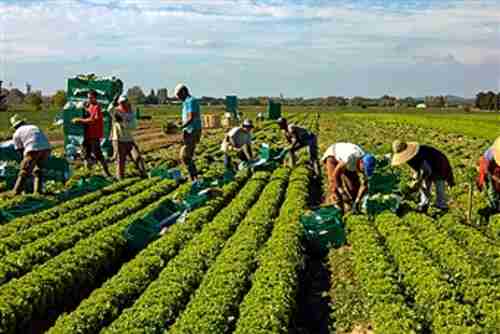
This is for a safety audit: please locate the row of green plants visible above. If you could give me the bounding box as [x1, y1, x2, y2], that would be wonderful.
[375, 213, 481, 333]
[0, 183, 179, 334]
[0, 178, 152, 257]
[328, 244, 370, 333]
[102, 171, 271, 333]
[438, 213, 500, 274]
[46, 170, 251, 334]
[169, 168, 290, 333]
[404, 213, 500, 331]
[0, 177, 138, 238]
[346, 215, 421, 333]
[233, 166, 310, 334]
[0, 178, 173, 286]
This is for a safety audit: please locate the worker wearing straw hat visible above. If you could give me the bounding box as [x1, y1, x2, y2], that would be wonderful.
[277, 117, 321, 176]
[175, 84, 202, 182]
[477, 137, 500, 212]
[9, 114, 51, 195]
[221, 119, 254, 171]
[392, 140, 454, 212]
[322, 143, 376, 213]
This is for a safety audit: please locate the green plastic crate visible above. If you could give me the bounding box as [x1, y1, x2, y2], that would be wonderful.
[267, 101, 282, 120]
[300, 206, 346, 253]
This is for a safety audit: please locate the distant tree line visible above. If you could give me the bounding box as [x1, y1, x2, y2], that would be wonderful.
[2, 81, 492, 112]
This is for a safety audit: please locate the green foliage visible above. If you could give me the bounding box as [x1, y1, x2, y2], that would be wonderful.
[46, 171, 250, 334]
[0, 178, 172, 286]
[0, 182, 178, 334]
[169, 168, 289, 334]
[52, 90, 67, 109]
[0, 178, 138, 238]
[103, 171, 271, 333]
[127, 86, 146, 105]
[0, 178, 141, 256]
[234, 166, 310, 334]
[375, 213, 480, 333]
[328, 246, 370, 333]
[346, 215, 421, 333]
[24, 93, 43, 111]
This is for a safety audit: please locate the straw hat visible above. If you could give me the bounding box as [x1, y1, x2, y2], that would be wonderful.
[9, 114, 25, 128]
[493, 137, 500, 165]
[391, 140, 419, 166]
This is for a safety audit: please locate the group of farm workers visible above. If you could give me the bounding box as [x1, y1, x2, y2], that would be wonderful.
[9, 83, 500, 216]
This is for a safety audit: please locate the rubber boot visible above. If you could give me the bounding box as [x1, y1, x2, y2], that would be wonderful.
[12, 174, 28, 195]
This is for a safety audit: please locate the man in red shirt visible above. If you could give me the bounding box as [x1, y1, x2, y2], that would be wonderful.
[73, 90, 112, 177]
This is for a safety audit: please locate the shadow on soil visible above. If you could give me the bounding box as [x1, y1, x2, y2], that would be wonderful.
[290, 174, 332, 334]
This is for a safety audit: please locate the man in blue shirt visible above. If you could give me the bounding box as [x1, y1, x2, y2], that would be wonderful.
[175, 84, 202, 181]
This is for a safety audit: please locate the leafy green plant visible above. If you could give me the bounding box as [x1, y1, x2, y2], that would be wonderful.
[375, 213, 480, 332]
[233, 166, 310, 334]
[169, 168, 289, 334]
[0, 178, 175, 286]
[102, 171, 271, 333]
[46, 170, 250, 334]
[347, 215, 421, 333]
[0, 182, 178, 334]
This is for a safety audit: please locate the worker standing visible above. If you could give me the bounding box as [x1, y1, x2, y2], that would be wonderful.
[175, 84, 202, 182]
[477, 137, 500, 212]
[322, 143, 376, 213]
[277, 117, 320, 176]
[221, 119, 254, 171]
[109, 95, 147, 178]
[391, 140, 454, 212]
[10, 114, 51, 195]
[73, 90, 112, 178]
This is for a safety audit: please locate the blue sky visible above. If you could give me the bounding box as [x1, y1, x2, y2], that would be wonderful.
[1, 0, 499, 98]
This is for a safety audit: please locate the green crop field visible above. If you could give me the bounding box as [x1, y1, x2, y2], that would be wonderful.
[0, 107, 499, 334]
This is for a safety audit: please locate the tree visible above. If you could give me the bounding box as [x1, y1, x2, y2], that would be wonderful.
[25, 92, 43, 111]
[52, 90, 67, 108]
[127, 86, 146, 105]
[5, 88, 25, 105]
[145, 89, 159, 105]
[157, 88, 168, 104]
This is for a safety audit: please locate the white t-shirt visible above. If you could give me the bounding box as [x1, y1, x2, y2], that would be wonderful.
[322, 143, 364, 171]
[13, 125, 51, 155]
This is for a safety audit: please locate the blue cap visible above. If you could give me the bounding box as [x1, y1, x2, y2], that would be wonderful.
[362, 154, 376, 177]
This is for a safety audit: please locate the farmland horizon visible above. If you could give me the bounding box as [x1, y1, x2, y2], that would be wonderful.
[1, 0, 499, 97]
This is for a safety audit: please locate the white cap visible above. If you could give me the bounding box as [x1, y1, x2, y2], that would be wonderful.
[174, 83, 187, 97]
[118, 95, 128, 103]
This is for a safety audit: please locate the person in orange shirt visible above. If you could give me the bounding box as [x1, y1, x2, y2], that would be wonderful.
[73, 90, 112, 177]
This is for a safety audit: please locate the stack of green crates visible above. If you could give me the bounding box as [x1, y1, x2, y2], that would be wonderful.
[300, 206, 346, 254]
[63, 75, 124, 159]
[267, 100, 282, 120]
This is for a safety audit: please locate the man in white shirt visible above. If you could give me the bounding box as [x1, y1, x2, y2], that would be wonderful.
[322, 143, 376, 213]
[10, 114, 51, 195]
[221, 119, 254, 170]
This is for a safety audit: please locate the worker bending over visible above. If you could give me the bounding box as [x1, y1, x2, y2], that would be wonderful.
[10, 114, 52, 195]
[392, 140, 454, 212]
[277, 117, 320, 176]
[322, 143, 376, 213]
[73, 90, 112, 178]
[477, 137, 500, 212]
[175, 84, 202, 182]
[221, 119, 254, 171]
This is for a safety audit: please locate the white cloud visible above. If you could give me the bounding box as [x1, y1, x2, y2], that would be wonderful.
[1, 0, 499, 96]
